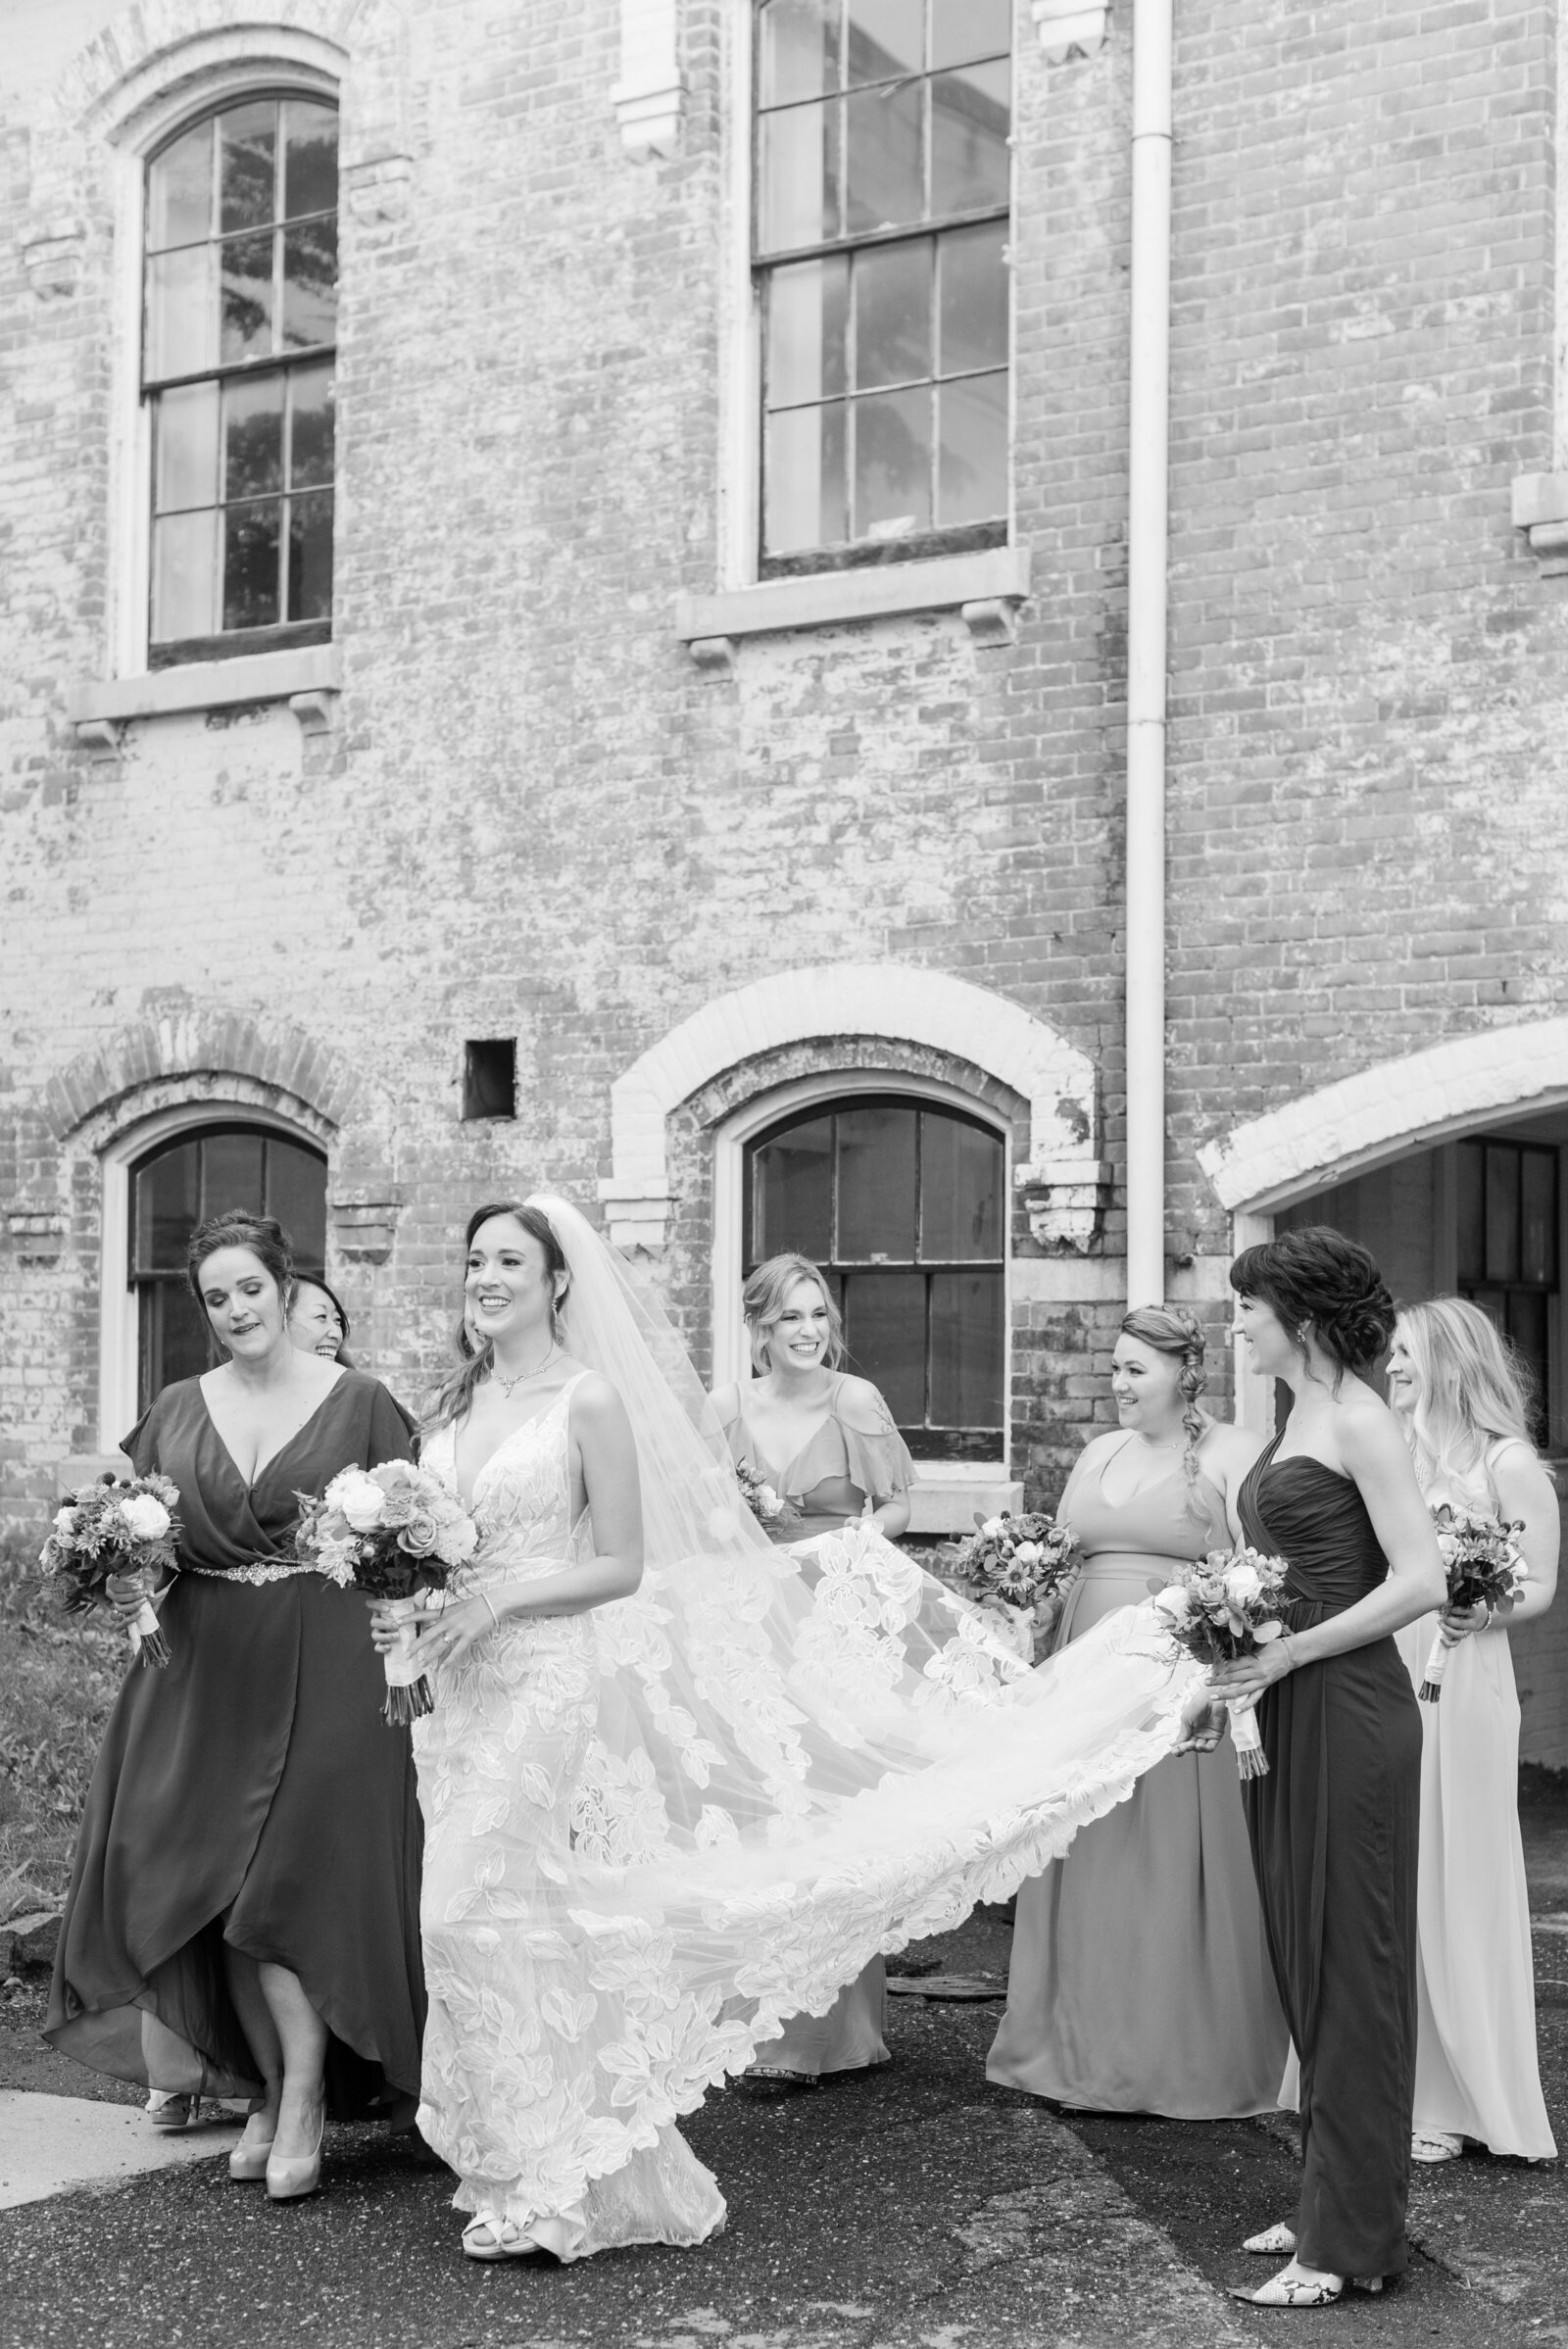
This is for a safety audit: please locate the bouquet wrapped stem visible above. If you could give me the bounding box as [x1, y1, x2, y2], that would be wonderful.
[293, 1462, 479, 1726]
[1418, 1503, 1528, 1703]
[1152, 1546, 1291, 1782]
[41, 1473, 183, 1668]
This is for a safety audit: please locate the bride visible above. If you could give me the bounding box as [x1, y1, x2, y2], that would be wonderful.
[383, 1195, 1203, 2264]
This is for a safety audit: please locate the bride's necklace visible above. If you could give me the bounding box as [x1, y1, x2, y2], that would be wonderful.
[489, 1339, 559, 1399]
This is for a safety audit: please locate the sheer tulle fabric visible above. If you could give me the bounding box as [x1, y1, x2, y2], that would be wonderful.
[412, 1196, 1198, 2242]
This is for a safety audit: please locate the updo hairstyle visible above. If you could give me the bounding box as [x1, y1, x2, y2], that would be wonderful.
[1119, 1303, 1209, 1517]
[1229, 1224, 1395, 1382]
[425, 1200, 571, 1432]
[185, 1210, 295, 1313]
[743, 1253, 847, 1376]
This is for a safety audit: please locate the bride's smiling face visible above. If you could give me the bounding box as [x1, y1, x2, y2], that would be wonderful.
[466, 1215, 557, 1346]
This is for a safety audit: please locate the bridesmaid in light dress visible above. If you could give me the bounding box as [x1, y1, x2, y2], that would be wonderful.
[987, 1306, 1288, 2117]
[1388, 1299, 1558, 2165]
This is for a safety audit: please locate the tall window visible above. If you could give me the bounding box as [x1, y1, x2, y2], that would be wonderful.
[1456, 1136, 1558, 1444]
[129, 1125, 327, 1408]
[755, 0, 1011, 573]
[143, 95, 338, 665]
[744, 1096, 1004, 1456]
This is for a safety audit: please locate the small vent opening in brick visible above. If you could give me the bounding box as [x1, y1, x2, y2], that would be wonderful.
[463, 1039, 516, 1121]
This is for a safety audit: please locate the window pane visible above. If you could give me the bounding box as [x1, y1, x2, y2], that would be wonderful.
[767, 257, 849, 407]
[939, 219, 1007, 372]
[854, 238, 930, 387]
[937, 369, 1006, 522]
[920, 1114, 1003, 1260]
[200, 1132, 266, 1221]
[223, 373, 284, 501]
[1521, 1149, 1557, 1287]
[843, 1270, 925, 1423]
[759, 100, 842, 253]
[846, 0, 923, 85]
[853, 384, 932, 538]
[266, 1140, 327, 1267]
[764, 402, 848, 553]
[759, 0, 839, 106]
[139, 1281, 215, 1411]
[145, 245, 219, 380]
[148, 120, 212, 252]
[152, 508, 219, 641]
[845, 79, 923, 234]
[929, 1269, 1004, 1426]
[281, 101, 338, 220]
[220, 228, 275, 364]
[154, 381, 220, 514]
[282, 217, 338, 350]
[219, 101, 277, 235]
[754, 1117, 834, 1260]
[931, 60, 1010, 216]
[1485, 1145, 1520, 1285]
[222, 499, 281, 629]
[1456, 1142, 1485, 1284]
[287, 490, 334, 621]
[837, 1102, 918, 1259]
[931, 0, 1012, 68]
[1505, 1289, 1549, 1440]
[289, 363, 335, 487]
[134, 1142, 200, 1272]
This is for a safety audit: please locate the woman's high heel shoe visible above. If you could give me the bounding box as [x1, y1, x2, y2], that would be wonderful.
[1232, 2262, 1344, 2308]
[266, 2115, 324, 2202]
[1243, 2224, 1298, 2256]
[227, 2114, 277, 2182]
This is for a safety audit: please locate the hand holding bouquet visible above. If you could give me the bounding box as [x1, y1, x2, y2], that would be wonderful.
[1152, 1546, 1290, 1779]
[947, 1510, 1081, 1666]
[293, 1461, 479, 1724]
[41, 1473, 182, 1666]
[1417, 1504, 1528, 1703]
[734, 1460, 804, 1540]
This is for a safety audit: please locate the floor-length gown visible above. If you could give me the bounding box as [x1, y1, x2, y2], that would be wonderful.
[1239, 1437, 1422, 2279]
[1395, 1444, 1556, 2160]
[46, 1373, 425, 2120]
[987, 1440, 1287, 2115]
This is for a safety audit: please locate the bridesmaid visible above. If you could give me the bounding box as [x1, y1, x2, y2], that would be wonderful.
[987, 1306, 1287, 2117]
[46, 1210, 424, 2201]
[1193, 1227, 1446, 2307]
[711, 1251, 914, 2082]
[1388, 1300, 1558, 2164]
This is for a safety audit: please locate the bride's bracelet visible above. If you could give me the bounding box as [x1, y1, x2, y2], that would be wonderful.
[478, 1590, 501, 1635]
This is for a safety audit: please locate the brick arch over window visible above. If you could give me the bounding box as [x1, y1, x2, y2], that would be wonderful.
[598, 964, 1097, 1249]
[1199, 1016, 1568, 1214]
[45, 1008, 365, 1145]
[47, 1, 405, 140]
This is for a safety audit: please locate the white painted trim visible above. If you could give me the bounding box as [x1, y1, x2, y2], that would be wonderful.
[1228, 1211, 1276, 1436]
[676, 547, 1032, 642]
[73, 645, 341, 723]
[1199, 1018, 1568, 1213]
[716, 0, 759, 589]
[97, 1100, 321, 1446]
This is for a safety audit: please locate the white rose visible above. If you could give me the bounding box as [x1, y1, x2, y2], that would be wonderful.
[54, 1504, 78, 1534]
[1151, 1584, 1191, 1624]
[435, 1516, 478, 1566]
[337, 1473, 387, 1533]
[1011, 1540, 1043, 1567]
[1223, 1563, 1262, 1608]
[119, 1493, 171, 1542]
[755, 1483, 783, 1519]
[981, 1516, 1007, 1540]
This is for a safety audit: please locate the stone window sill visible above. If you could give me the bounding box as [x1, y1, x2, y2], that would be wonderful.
[907, 1464, 1022, 1536]
[675, 547, 1032, 667]
[68, 645, 342, 755]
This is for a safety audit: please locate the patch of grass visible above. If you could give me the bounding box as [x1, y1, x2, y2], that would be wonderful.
[0, 1536, 122, 1921]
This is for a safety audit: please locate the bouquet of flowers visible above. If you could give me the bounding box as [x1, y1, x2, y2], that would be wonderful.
[293, 1461, 479, 1724]
[733, 1460, 803, 1540]
[40, 1472, 182, 1666]
[1151, 1546, 1290, 1780]
[1417, 1504, 1528, 1702]
[946, 1510, 1082, 1666]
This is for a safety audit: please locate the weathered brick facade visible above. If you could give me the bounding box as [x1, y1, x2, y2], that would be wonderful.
[4, 0, 1568, 1755]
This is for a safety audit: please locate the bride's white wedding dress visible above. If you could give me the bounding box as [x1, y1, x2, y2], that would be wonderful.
[411, 1197, 1202, 2260]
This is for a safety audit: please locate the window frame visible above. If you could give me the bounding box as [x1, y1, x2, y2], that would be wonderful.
[1454, 1132, 1560, 1447]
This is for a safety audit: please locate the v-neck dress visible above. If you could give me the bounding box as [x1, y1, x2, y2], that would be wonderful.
[45, 1372, 425, 2121]
[987, 1437, 1288, 2117]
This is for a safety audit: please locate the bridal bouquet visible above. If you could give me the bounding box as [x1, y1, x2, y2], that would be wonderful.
[947, 1510, 1081, 1665]
[293, 1461, 478, 1724]
[1417, 1504, 1528, 1703]
[733, 1460, 803, 1539]
[40, 1472, 182, 1666]
[1152, 1546, 1290, 1780]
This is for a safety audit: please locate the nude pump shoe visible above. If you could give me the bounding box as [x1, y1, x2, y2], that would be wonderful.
[265, 2113, 324, 2201]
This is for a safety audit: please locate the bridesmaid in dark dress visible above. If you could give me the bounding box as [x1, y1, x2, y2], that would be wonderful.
[46, 1210, 424, 2202]
[1182, 1227, 1445, 2307]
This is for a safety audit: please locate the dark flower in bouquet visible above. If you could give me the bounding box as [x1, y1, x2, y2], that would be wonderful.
[293, 1460, 479, 1724]
[947, 1510, 1081, 1666]
[1150, 1546, 1289, 1779]
[40, 1471, 182, 1666]
[733, 1460, 804, 1540]
[1417, 1504, 1528, 1703]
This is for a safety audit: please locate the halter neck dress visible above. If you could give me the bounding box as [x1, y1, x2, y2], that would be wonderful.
[1238, 1435, 1422, 2280]
[716, 1373, 916, 2078]
[987, 1434, 1287, 2116]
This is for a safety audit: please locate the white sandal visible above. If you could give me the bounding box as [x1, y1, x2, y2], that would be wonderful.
[462, 2216, 546, 2263]
[1411, 2129, 1462, 2164]
[1233, 2262, 1344, 2308]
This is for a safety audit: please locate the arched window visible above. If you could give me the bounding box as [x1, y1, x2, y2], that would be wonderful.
[744, 1094, 1004, 1455]
[128, 1123, 327, 1408]
[143, 94, 338, 664]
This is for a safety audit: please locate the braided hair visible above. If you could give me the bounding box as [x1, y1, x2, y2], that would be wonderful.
[1119, 1304, 1210, 1522]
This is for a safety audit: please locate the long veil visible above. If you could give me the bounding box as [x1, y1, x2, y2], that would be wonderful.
[497, 1196, 1196, 2188]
